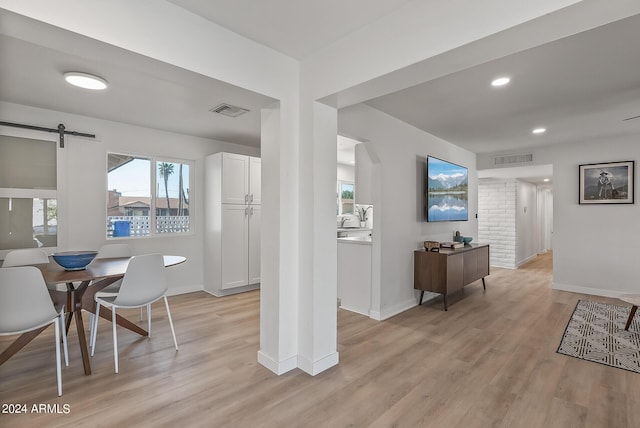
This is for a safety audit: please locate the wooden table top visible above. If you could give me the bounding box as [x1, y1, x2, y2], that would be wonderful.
[35, 255, 187, 285]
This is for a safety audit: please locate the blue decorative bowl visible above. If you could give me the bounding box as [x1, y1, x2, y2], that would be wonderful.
[462, 237, 473, 244]
[52, 251, 98, 271]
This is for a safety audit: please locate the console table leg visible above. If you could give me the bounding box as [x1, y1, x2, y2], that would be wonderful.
[443, 294, 448, 311]
[482, 277, 486, 290]
[419, 291, 424, 305]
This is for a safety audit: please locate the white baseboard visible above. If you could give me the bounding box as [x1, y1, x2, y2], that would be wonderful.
[257, 350, 297, 375]
[370, 298, 417, 321]
[516, 254, 537, 267]
[339, 304, 370, 317]
[203, 283, 260, 297]
[298, 352, 339, 376]
[552, 282, 627, 298]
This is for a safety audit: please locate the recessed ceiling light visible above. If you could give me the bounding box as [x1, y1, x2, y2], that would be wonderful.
[64, 72, 108, 90]
[532, 127, 546, 134]
[491, 76, 510, 87]
[543, 178, 550, 182]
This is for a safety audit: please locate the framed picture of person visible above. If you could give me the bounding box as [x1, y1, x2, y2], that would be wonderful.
[579, 160, 635, 204]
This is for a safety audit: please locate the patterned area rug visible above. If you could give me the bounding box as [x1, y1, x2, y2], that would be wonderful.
[557, 300, 640, 373]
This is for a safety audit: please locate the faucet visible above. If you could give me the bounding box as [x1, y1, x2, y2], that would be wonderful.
[340, 217, 348, 227]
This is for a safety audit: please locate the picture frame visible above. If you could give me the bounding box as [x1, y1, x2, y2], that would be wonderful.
[579, 160, 634, 204]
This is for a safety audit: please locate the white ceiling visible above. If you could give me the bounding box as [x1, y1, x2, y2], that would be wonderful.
[1, 4, 639, 186]
[0, 23, 276, 147]
[166, 0, 415, 60]
[366, 13, 640, 155]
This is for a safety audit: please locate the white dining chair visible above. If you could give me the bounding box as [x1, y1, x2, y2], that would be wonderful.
[88, 244, 133, 342]
[1, 248, 49, 267]
[90, 253, 178, 373]
[1, 248, 63, 292]
[0, 266, 69, 396]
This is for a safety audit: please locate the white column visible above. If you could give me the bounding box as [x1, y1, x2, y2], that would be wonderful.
[258, 103, 301, 374]
[297, 101, 339, 375]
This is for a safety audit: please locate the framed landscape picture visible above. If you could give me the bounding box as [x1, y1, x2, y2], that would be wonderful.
[579, 161, 634, 204]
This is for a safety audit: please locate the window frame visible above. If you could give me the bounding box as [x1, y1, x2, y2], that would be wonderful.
[106, 151, 194, 239]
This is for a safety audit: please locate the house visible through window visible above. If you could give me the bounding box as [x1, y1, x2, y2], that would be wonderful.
[0, 135, 58, 250]
[107, 153, 191, 237]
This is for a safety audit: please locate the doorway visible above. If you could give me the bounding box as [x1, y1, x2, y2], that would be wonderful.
[477, 164, 553, 270]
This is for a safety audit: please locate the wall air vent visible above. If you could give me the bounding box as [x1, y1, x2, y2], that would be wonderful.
[494, 153, 533, 165]
[210, 103, 250, 117]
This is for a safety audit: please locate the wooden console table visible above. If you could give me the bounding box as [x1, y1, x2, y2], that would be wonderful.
[414, 243, 489, 310]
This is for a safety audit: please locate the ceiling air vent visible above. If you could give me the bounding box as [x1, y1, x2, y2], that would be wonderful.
[494, 153, 533, 165]
[210, 103, 250, 117]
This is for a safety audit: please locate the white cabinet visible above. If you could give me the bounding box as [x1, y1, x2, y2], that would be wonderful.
[221, 152, 261, 205]
[249, 156, 261, 205]
[204, 152, 261, 296]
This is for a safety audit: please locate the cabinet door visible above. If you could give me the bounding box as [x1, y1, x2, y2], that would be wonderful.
[249, 156, 261, 205]
[221, 204, 249, 289]
[446, 253, 464, 293]
[463, 250, 478, 285]
[222, 153, 249, 204]
[248, 205, 261, 285]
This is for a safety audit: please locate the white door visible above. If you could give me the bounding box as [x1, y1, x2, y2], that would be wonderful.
[221, 204, 249, 289]
[248, 205, 261, 285]
[222, 153, 249, 204]
[249, 156, 261, 205]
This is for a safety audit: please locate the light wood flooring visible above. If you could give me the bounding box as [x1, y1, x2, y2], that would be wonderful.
[2, 252, 639, 427]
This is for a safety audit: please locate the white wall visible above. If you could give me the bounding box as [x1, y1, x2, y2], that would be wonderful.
[478, 135, 640, 297]
[0, 101, 259, 295]
[339, 103, 477, 319]
[337, 164, 355, 183]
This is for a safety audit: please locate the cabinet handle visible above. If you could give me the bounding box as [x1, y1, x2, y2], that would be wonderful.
[245, 194, 249, 202]
[245, 207, 249, 215]
[250, 207, 254, 215]
[250, 194, 254, 202]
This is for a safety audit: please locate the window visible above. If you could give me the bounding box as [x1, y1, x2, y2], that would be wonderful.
[337, 181, 354, 215]
[107, 153, 192, 238]
[0, 135, 58, 250]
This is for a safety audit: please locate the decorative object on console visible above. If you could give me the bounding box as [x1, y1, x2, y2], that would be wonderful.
[440, 242, 464, 249]
[423, 241, 440, 252]
[579, 160, 634, 204]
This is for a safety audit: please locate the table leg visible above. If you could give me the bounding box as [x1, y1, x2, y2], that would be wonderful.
[74, 309, 92, 375]
[0, 326, 49, 366]
[65, 312, 74, 335]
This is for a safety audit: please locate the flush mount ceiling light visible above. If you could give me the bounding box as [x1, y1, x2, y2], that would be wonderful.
[491, 76, 510, 87]
[532, 127, 547, 134]
[64, 72, 108, 90]
[543, 178, 550, 182]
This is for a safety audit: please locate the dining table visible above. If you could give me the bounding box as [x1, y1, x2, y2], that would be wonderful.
[0, 255, 186, 375]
